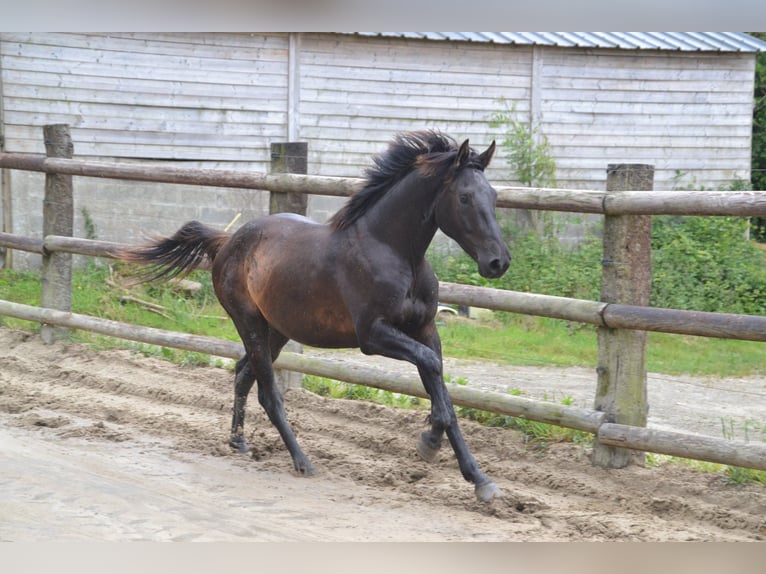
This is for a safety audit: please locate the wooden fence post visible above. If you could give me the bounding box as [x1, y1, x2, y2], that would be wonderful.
[270, 142, 308, 215]
[592, 164, 654, 468]
[269, 141, 308, 391]
[40, 124, 74, 344]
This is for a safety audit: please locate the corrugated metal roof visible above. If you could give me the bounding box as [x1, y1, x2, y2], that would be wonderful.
[353, 32, 766, 52]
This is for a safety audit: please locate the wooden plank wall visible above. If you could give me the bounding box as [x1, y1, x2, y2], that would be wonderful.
[297, 34, 533, 222]
[0, 32, 289, 163]
[298, 34, 530, 178]
[539, 47, 756, 189]
[0, 32, 291, 265]
[1, 32, 756, 185]
[0, 32, 758, 266]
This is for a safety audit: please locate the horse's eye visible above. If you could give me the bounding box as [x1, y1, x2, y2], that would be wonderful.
[459, 193, 470, 205]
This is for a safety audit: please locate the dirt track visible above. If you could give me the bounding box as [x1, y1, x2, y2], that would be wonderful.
[1, 327, 765, 541]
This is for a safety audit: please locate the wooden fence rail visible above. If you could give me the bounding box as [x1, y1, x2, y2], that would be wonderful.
[2, 151, 766, 216]
[2, 297, 765, 472]
[0, 127, 764, 476]
[4, 234, 766, 344]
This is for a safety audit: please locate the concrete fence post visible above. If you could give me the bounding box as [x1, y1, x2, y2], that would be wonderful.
[592, 163, 654, 468]
[40, 124, 74, 344]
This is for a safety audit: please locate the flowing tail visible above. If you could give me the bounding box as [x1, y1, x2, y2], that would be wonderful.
[119, 220, 230, 282]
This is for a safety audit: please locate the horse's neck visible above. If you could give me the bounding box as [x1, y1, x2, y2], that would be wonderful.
[363, 172, 440, 263]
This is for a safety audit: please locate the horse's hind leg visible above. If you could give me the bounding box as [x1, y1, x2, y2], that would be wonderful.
[230, 356, 255, 453]
[230, 314, 314, 476]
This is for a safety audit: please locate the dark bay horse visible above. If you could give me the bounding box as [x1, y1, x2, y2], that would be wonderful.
[120, 130, 511, 502]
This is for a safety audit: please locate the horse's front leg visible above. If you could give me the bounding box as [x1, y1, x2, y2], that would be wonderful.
[359, 318, 502, 502]
[411, 326, 448, 462]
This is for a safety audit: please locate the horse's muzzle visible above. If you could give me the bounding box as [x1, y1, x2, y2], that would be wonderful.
[478, 249, 511, 279]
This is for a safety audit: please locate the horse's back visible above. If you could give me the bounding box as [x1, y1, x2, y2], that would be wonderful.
[215, 214, 358, 347]
[271, 212, 318, 225]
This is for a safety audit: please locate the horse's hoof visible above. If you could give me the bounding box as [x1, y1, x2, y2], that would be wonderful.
[229, 437, 250, 455]
[416, 437, 441, 463]
[294, 458, 316, 477]
[475, 480, 504, 502]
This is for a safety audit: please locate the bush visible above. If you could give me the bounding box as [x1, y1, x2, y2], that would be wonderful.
[430, 215, 766, 316]
[429, 227, 602, 302]
[652, 215, 766, 315]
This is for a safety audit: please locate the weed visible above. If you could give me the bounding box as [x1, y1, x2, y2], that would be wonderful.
[724, 466, 766, 486]
[303, 376, 426, 410]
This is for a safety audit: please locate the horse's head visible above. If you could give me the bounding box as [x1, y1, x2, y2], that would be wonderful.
[434, 139, 511, 279]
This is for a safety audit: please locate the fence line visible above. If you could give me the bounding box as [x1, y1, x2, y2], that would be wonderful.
[4, 233, 766, 343]
[0, 129, 765, 475]
[438, 282, 766, 342]
[2, 297, 765, 472]
[2, 152, 766, 216]
[0, 299, 607, 435]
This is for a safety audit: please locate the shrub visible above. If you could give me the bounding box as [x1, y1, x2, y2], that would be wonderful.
[430, 214, 766, 316]
[651, 215, 766, 315]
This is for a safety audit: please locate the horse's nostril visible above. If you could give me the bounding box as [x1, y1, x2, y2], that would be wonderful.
[488, 256, 510, 277]
[490, 258, 507, 273]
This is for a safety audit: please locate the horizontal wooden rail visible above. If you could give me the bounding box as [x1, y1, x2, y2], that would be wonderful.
[0, 298, 605, 434]
[492, 187, 607, 213]
[603, 304, 766, 342]
[438, 282, 766, 342]
[438, 281, 606, 325]
[0, 232, 44, 254]
[0, 153, 362, 198]
[42, 235, 126, 258]
[4, 297, 765, 471]
[497, 187, 766, 216]
[598, 423, 766, 471]
[2, 152, 766, 215]
[2, 234, 764, 342]
[604, 190, 766, 216]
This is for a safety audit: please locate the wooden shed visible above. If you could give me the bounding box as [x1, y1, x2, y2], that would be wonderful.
[1, 32, 765, 268]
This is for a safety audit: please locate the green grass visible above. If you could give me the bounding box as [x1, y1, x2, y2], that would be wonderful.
[0, 264, 240, 365]
[303, 375, 428, 410]
[438, 315, 598, 368]
[2, 265, 765, 377]
[1, 264, 237, 337]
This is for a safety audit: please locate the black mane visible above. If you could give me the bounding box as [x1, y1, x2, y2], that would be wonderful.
[329, 130, 463, 231]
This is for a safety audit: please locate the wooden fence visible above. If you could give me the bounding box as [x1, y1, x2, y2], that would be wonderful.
[1, 124, 766, 473]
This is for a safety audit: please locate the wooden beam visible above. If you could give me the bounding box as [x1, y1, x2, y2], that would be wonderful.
[0, 153, 362, 197]
[42, 235, 125, 259]
[598, 423, 766, 472]
[437, 281, 607, 326]
[2, 151, 766, 215]
[0, 298, 605, 434]
[0, 232, 44, 254]
[269, 142, 308, 216]
[604, 304, 766, 343]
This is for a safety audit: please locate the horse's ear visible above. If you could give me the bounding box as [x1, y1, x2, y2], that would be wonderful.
[478, 140, 496, 169]
[455, 138, 471, 167]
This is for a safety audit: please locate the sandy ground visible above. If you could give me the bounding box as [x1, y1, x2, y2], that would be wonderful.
[1, 327, 765, 541]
